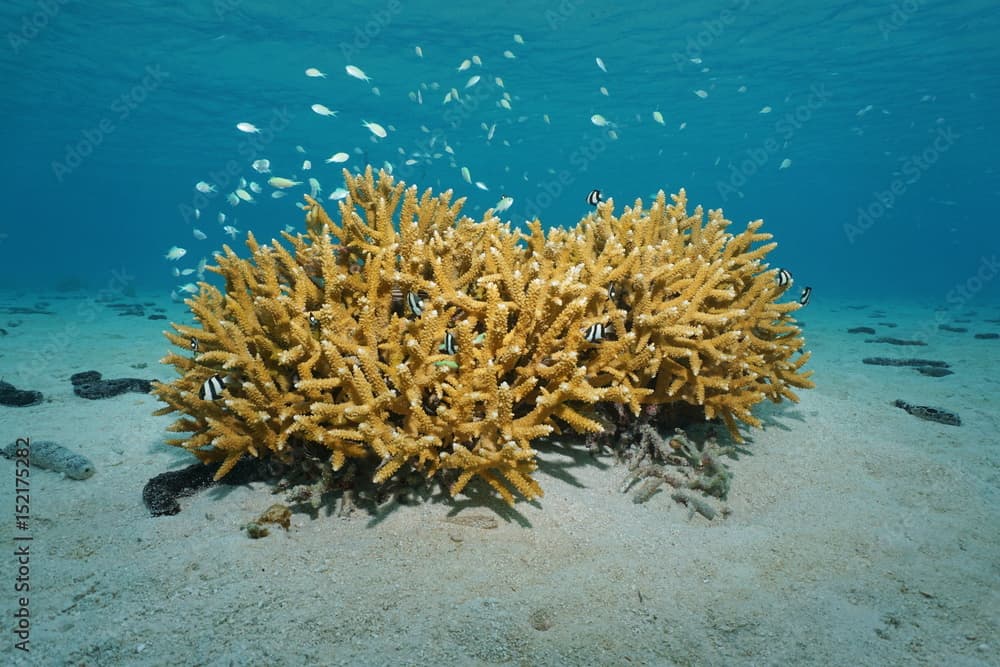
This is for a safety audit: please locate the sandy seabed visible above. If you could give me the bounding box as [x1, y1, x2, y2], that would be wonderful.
[1, 289, 997, 666]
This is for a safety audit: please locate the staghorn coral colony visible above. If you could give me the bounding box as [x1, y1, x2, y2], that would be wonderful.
[153, 167, 813, 505]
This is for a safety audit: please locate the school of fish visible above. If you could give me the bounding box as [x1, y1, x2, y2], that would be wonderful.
[171, 35, 808, 305]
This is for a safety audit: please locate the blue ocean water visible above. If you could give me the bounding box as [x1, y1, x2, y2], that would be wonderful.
[2, 0, 998, 304]
[3, 4, 1000, 665]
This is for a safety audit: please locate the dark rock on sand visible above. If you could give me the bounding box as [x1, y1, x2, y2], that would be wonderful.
[915, 367, 954, 377]
[143, 458, 265, 516]
[148, 314, 167, 320]
[973, 332, 999, 340]
[0, 380, 43, 407]
[865, 336, 927, 346]
[107, 303, 146, 317]
[70, 370, 156, 399]
[938, 324, 968, 333]
[862, 357, 949, 368]
[848, 326, 876, 334]
[0, 306, 53, 315]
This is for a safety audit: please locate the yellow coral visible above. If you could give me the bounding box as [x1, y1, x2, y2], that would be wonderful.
[153, 168, 813, 504]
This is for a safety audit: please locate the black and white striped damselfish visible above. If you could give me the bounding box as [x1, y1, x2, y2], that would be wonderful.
[199, 374, 226, 400]
[439, 331, 457, 354]
[189, 336, 199, 352]
[799, 286, 812, 306]
[584, 322, 609, 342]
[586, 189, 602, 206]
[775, 268, 793, 287]
[407, 292, 424, 316]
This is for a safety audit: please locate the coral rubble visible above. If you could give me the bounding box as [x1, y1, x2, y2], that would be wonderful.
[152, 168, 813, 505]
